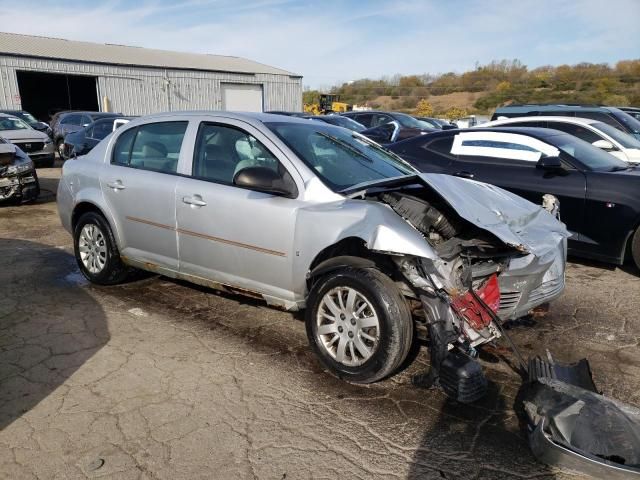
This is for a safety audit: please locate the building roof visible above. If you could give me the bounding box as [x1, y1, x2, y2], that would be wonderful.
[0, 32, 299, 77]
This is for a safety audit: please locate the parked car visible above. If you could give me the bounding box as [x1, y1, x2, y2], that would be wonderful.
[342, 111, 436, 141]
[0, 113, 55, 167]
[62, 116, 134, 159]
[57, 112, 568, 392]
[306, 115, 366, 132]
[389, 126, 640, 269]
[492, 104, 640, 141]
[619, 106, 640, 121]
[0, 138, 39, 203]
[415, 117, 456, 129]
[481, 116, 640, 163]
[0, 109, 51, 137]
[50, 111, 123, 158]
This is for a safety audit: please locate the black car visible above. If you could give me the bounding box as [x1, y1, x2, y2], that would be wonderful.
[0, 110, 51, 136]
[306, 115, 366, 132]
[388, 127, 640, 269]
[50, 111, 123, 158]
[492, 104, 640, 141]
[264, 111, 310, 117]
[341, 111, 436, 143]
[62, 116, 134, 159]
[0, 138, 39, 204]
[619, 107, 640, 121]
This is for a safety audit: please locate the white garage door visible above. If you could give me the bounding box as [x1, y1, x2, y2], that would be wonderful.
[221, 83, 263, 112]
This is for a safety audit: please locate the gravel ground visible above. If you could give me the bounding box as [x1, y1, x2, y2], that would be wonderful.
[1, 167, 638, 479]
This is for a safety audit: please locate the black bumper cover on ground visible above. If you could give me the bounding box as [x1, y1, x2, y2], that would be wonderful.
[522, 356, 640, 479]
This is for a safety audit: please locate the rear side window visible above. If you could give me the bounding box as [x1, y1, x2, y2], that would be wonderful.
[111, 121, 187, 174]
[61, 114, 81, 125]
[424, 136, 455, 156]
[460, 139, 539, 152]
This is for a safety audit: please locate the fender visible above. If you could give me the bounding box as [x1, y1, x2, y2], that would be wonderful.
[307, 255, 377, 285]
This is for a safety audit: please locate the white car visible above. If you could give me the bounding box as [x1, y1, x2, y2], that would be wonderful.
[0, 113, 55, 167]
[484, 116, 640, 163]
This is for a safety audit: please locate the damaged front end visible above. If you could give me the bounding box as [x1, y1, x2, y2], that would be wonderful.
[359, 174, 569, 402]
[0, 142, 39, 203]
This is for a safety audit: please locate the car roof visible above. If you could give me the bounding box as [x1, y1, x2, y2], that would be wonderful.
[0, 113, 21, 119]
[488, 115, 598, 125]
[395, 126, 567, 144]
[124, 111, 321, 129]
[494, 104, 619, 114]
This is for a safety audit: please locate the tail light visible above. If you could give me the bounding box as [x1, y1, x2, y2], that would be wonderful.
[451, 274, 500, 330]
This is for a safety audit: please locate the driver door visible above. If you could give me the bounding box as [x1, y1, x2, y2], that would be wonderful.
[176, 119, 304, 300]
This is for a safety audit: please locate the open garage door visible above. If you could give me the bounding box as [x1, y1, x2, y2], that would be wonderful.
[221, 83, 263, 112]
[16, 71, 99, 121]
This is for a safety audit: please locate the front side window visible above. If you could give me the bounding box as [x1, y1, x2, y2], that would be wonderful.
[593, 121, 640, 149]
[192, 123, 281, 185]
[266, 122, 415, 192]
[545, 122, 602, 144]
[111, 121, 187, 174]
[371, 114, 392, 127]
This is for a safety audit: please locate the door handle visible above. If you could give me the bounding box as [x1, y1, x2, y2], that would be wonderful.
[182, 195, 207, 207]
[453, 171, 474, 179]
[107, 180, 126, 190]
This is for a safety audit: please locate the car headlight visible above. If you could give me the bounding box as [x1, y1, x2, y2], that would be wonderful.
[6, 163, 33, 175]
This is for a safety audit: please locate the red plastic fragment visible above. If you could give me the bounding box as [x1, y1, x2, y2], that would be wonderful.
[451, 274, 500, 330]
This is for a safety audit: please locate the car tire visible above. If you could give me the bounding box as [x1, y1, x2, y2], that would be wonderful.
[74, 212, 130, 285]
[631, 227, 640, 271]
[306, 266, 413, 384]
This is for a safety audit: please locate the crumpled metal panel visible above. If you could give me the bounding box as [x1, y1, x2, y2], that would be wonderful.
[415, 173, 570, 256]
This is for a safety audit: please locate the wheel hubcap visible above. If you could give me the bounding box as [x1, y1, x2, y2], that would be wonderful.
[316, 286, 380, 367]
[78, 223, 107, 274]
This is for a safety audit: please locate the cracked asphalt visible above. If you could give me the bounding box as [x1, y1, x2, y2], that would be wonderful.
[1, 167, 639, 479]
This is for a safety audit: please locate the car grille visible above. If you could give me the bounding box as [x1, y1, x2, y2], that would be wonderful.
[528, 276, 564, 304]
[15, 142, 44, 153]
[498, 290, 522, 317]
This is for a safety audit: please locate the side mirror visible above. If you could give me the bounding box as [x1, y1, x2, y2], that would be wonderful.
[537, 155, 563, 170]
[592, 139, 615, 151]
[233, 166, 297, 198]
[33, 121, 49, 130]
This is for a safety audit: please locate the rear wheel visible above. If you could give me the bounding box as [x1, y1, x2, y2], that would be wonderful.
[74, 212, 130, 285]
[306, 266, 413, 384]
[631, 228, 640, 271]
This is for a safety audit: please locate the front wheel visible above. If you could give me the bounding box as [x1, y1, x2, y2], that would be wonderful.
[73, 212, 130, 285]
[305, 266, 413, 384]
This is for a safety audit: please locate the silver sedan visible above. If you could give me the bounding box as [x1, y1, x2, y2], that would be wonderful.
[0, 113, 55, 167]
[57, 112, 569, 390]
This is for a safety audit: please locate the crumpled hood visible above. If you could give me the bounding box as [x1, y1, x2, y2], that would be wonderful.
[0, 128, 49, 142]
[416, 173, 569, 255]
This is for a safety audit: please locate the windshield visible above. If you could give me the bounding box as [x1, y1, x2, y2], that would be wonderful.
[593, 121, 640, 149]
[546, 133, 629, 171]
[18, 112, 39, 124]
[393, 112, 427, 129]
[266, 122, 416, 191]
[0, 117, 30, 131]
[319, 116, 366, 132]
[610, 110, 640, 140]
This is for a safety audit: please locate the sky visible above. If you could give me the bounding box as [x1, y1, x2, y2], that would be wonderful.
[0, 0, 638, 89]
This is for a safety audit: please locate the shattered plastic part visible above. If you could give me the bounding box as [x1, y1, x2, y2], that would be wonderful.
[522, 356, 640, 479]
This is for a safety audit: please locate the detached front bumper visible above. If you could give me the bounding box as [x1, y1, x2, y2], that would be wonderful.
[497, 240, 566, 320]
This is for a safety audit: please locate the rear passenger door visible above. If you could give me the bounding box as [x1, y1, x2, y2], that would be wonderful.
[446, 131, 587, 239]
[100, 120, 189, 270]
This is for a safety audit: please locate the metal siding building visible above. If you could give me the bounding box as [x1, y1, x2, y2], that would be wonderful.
[0, 32, 302, 119]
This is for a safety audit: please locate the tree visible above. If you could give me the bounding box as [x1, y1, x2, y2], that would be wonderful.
[414, 99, 434, 117]
[444, 107, 468, 120]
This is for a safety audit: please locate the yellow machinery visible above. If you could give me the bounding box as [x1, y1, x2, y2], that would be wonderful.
[304, 94, 351, 115]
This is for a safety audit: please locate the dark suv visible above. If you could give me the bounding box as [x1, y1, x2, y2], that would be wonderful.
[492, 104, 640, 140]
[50, 111, 122, 158]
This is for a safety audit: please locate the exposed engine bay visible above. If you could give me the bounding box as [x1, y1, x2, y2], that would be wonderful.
[0, 142, 39, 203]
